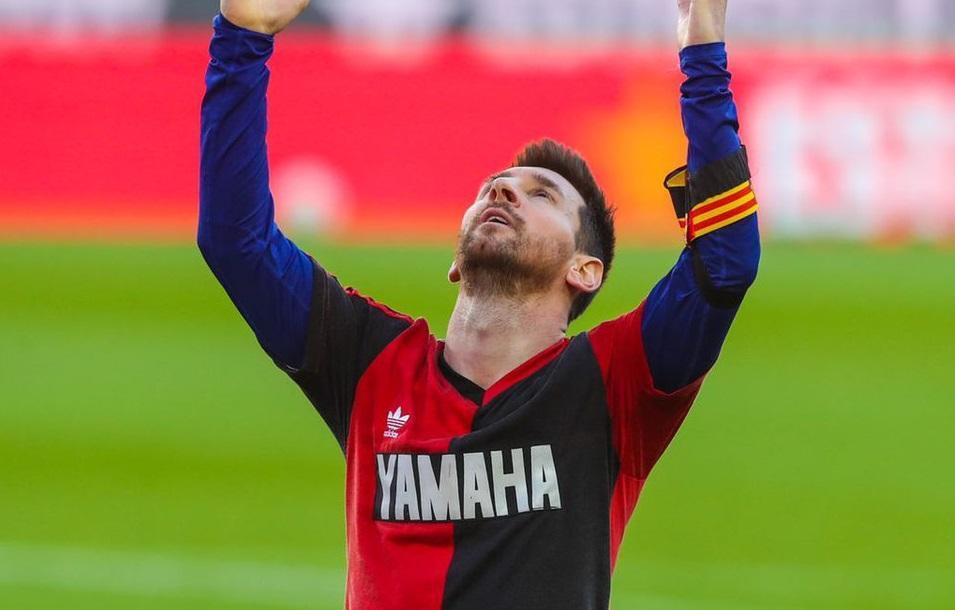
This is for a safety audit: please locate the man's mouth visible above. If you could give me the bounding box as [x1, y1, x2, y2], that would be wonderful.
[479, 208, 513, 227]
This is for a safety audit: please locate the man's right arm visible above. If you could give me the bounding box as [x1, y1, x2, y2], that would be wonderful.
[198, 12, 413, 448]
[198, 14, 313, 369]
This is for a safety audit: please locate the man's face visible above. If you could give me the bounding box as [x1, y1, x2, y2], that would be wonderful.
[453, 166, 585, 298]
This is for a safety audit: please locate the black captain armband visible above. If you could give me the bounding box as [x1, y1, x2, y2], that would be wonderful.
[664, 147, 759, 308]
[664, 147, 758, 244]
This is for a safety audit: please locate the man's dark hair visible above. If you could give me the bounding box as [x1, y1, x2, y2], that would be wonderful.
[513, 139, 616, 322]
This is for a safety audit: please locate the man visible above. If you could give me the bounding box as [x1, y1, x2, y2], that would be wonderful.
[198, 0, 759, 608]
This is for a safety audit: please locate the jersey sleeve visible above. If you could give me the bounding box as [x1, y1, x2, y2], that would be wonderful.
[589, 303, 703, 479]
[281, 259, 413, 450]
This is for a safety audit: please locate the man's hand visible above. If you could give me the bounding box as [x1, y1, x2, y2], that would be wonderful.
[220, 0, 311, 35]
[677, 0, 727, 50]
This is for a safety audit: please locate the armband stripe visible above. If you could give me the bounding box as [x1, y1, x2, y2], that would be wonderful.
[688, 197, 758, 240]
[692, 182, 752, 216]
[677, 187, 754, 228]
[694, 191, 756, 225]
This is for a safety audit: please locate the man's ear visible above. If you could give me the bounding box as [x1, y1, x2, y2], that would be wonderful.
[566, 255, 603, 294]
[448, 260, 461, 283]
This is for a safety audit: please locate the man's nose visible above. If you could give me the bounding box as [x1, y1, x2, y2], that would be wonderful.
[489, 179, 519, 205]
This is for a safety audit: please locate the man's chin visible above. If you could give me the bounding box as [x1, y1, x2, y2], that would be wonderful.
[462, 247, 515, 271]
[462, 226, 515, 253]
[455, 225, 570, 298]
[471, 222, 516, 241]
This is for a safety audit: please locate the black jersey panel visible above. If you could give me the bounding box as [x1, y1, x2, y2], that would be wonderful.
[441, 335, 616, 610]
[282, 258, 413, 451]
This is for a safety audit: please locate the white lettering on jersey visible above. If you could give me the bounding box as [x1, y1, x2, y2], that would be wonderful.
[491, 448, 529, 517]
[393, 454, 420, 520]
[530, 444, 561, 510]
[375, 445, 562, 522]
[418, 454, 461, 521]
[462, 452, 495, 519]
[377, 454, 397, 520]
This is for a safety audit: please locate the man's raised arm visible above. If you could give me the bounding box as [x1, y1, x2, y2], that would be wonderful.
[586, 0, 759, 479]
[640, 0, 761, 392]
[198, 0, 413, 448]
[197, 0, 314, 369]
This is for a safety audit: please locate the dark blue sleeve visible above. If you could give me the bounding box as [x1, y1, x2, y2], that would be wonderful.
[197, 14, 313, 369]
[679, 42, 741, 174]
[641, 42, 761, 393]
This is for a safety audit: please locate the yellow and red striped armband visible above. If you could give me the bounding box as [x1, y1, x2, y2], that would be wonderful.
[663, 147, 759, 243]
[679, 180, 758, 241]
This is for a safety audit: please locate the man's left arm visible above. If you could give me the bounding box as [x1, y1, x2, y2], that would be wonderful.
[587, 0, 758, 478]
[641, 38, 761, 393]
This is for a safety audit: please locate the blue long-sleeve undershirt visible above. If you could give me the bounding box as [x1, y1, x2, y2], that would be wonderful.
[198, 15, 312, 367]
[198, 18, 759, 391]
[641, 42, 760, 391]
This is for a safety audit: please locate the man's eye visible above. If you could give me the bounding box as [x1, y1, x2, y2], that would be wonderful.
[532, 189, 554, 201]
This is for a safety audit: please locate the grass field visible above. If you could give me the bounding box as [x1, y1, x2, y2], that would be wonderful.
[1, 241, 953, 609]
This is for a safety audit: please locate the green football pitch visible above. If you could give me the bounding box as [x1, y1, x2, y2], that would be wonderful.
[1, 241, 953, 609]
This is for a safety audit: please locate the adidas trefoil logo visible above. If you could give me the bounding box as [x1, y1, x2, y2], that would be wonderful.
[384, 406, 410, 439]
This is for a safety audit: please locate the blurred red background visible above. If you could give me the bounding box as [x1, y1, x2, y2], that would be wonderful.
[2, 30, 954, 242]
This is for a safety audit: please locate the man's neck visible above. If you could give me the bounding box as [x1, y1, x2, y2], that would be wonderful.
[444, 290, 568, 390]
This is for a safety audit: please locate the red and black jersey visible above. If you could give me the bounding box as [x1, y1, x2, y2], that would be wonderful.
[199, 16, 759, 610]
[281, 266, 703, 610]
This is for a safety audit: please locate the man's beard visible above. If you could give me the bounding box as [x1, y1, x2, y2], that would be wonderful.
[456, 218, 570, 300]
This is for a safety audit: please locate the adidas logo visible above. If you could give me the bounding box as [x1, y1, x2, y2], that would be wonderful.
[384, 406, 410, 439]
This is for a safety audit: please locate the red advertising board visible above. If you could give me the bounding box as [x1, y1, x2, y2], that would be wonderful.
[1, 30, 954, 242]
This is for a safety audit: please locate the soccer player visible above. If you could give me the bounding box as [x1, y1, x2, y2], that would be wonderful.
[198, 0, 759, 607]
